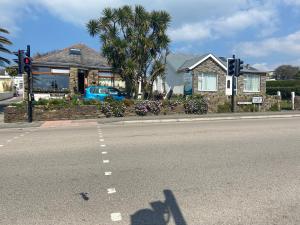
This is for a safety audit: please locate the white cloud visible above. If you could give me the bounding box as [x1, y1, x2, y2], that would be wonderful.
[283, 0, 300, 5]
[236, 30, 300, 57]
[169, 6, 278, 41]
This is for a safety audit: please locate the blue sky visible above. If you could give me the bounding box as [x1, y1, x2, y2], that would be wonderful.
[2, 0, 300, 70]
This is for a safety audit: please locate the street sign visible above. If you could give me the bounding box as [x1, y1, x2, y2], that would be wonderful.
[252, 97, 263, 104]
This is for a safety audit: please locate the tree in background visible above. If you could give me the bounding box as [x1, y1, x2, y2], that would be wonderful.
[0, 28, 12, 67]
[87, 5, 171, 98]
[274, 65, 299, 80]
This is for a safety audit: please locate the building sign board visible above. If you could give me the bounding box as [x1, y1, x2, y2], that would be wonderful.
[252, 97, 263, 104]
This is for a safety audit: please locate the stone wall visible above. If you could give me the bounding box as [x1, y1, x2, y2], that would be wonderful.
[4, 105, 104, 123]
[87, 70, 99, 86]
[69, 67, 78, 95]
[206, 95, 281, 113]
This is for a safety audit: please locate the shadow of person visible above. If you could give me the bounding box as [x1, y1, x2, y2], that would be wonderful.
[130, 190, 187, 225]
[131, 201, 169, 225]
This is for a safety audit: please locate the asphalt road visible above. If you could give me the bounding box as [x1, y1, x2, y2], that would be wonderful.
[0, 118, 299, 225]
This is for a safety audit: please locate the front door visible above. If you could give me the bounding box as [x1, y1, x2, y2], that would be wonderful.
[78, 72, 85, 94]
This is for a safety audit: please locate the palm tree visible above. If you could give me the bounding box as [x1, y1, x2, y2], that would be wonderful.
[87, 5, 171, 98]
[0, 28, 12, 67]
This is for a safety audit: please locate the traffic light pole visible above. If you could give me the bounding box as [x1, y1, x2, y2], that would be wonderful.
[26, 45, 33, 123]
[231, 55, 236, 113]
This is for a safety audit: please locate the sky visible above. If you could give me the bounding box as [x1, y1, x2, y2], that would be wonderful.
[1, 0, 300, 71]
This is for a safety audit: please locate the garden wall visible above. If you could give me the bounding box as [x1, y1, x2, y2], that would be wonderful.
[4, 105, 105, 123]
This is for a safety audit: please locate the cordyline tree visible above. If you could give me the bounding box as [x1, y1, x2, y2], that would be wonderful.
[0, 28, 12, 67]
[87, 5, 171, 98]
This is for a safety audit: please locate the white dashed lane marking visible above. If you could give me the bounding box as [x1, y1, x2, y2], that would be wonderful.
[100, 139, 104, 142]
[111, 213, 122, 222]
[107, 188, 116, 194]
[101, 144, 106, 147]
[0, 145, 4, 147]
[105, 172, 112, 176]
[103, 160, 110, 163]
[102, 151, 107, 154]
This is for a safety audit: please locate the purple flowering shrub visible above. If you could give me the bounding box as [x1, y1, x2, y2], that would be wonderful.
[101, 101, 126, 117]
[135, 101, 162, 116]
[184, 96, 208, 114]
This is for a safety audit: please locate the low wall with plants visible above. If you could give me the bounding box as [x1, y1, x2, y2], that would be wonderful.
[4, 96, 208, 123]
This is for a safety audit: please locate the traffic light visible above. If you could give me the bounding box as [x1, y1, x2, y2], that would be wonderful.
[23, 45, 32, 74]
[23, 56, 31, 73]
[227, 58, 236, 76]
[235, 59, 244, 77]
[13, 50, 25, 74]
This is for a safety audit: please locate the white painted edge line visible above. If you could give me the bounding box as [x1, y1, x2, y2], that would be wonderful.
[101, 144, 106, 147]
[103, 160, 110, 163]
[102, 151, 108, 154]
[0, 145, 4, 147]
[107, 188, 116, 194]
[105, 172, 112, 176]
[121, 114, 300, 124]
[111, 213, 122, 222]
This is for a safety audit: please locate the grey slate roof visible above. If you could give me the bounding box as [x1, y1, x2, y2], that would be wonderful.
[164, 53, 197, 71]
[175, 53, 265, 74]
[33, 44, 110, 69]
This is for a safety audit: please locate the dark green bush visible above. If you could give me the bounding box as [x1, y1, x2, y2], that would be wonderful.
[266, 80, 300, 99]
[267, 80, 300, 87]
[217, 102, 231, 113]
[266, 87, 300, 99]
[269, 103, 279, 111]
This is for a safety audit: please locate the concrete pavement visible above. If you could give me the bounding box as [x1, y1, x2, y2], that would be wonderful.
[0, 118, 299, 225]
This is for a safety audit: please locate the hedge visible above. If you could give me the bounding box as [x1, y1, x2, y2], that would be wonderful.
[267, 80, 300, 88]
[266, 80, 300, 99]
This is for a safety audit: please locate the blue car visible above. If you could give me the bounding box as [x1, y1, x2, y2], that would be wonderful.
[84, 86, 126, 101]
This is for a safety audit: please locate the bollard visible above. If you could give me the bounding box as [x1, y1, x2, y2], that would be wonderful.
[291, 92, 295, 110]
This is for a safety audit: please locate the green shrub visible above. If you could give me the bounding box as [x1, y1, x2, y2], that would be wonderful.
[267, 80, 300, 87]
[10, 102, 26, 108]
[217, 102, 231, 113]
[269, 103, 279, 111]
[281, 100, 292, 110]
[104, 96, 114, 103]
[239, 104, 259, 112]
[266, 80, 300, 99]
[266, 87, 300, 99]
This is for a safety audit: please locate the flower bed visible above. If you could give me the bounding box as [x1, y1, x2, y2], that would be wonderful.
[4, 96, 209, 123]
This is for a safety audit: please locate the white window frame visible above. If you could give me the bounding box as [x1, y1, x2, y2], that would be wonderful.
[243, 74, 261, 93]
[197, 73, 218, 92]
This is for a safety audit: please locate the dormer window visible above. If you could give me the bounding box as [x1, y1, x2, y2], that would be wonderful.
[69, 48, 81, 55]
